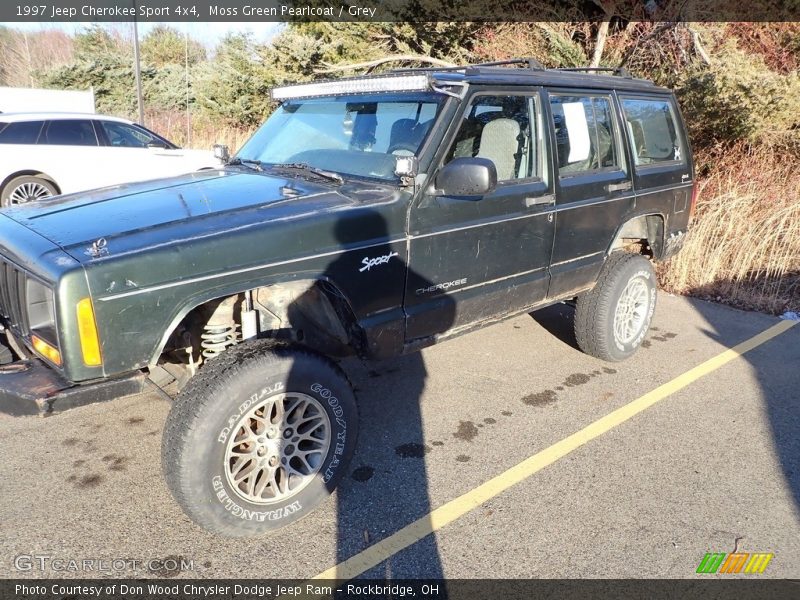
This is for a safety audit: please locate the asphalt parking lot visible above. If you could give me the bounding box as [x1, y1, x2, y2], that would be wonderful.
[1, 294, 798, 580]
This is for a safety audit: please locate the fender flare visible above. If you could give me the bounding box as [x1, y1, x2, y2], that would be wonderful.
[148, 276, 361, 365]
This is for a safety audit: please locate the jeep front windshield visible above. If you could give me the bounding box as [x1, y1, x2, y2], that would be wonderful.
[235, 93, 443, 181]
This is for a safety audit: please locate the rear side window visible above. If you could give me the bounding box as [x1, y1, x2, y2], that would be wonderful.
[41, 120, 98, 146]
[0, 121, 44, 144]
[621, 98, 683, 165]
[550, 94, 620, 175]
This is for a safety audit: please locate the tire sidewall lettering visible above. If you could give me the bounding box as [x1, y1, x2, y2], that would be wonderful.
[211, 475, 303, 522]
[310, 382, 347, 484]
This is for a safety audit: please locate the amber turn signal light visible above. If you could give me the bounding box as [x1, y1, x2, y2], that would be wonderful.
[32, 335, 62, 366]
[76, 297, 102, 366]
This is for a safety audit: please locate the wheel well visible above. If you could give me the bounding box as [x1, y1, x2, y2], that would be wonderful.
[1, 170, 61, 195]
[609, 214, 665, 258]
[156, 279, 363, 372]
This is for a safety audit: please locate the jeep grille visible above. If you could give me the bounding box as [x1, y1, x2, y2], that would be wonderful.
[0, 258, 30, 338]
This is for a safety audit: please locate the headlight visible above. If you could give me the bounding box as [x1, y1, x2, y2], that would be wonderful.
[26, 279, 57, 344]
[26, 279, 61, 366]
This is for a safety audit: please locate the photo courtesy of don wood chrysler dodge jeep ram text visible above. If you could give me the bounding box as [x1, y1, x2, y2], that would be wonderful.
[0, 59, 695, 537]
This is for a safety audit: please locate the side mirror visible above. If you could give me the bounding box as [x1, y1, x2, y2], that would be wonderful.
[434, 157, 497, 198]
[213, 144, 230, 163]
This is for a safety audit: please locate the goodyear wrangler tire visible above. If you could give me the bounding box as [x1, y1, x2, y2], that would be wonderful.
[161, 340, 357, 537]
[574, 252, 657, 362]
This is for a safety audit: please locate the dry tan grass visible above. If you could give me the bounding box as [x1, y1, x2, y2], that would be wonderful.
[146, 112, 256, 153]
[659, 146, 800, 314]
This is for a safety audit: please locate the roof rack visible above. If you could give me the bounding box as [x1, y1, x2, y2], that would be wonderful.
[556, 66, 632, 78]
[391, 57, 544, 74]
[468, 58, 545, 70]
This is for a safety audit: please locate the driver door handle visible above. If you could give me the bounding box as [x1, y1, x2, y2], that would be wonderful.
[607, 181, 632, 193]
[525, 194, 555, 208]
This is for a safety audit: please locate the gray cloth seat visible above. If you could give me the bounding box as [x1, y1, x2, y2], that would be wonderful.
[476, 118, 520, 180]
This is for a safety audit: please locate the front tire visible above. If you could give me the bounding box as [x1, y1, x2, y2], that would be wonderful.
[574, 252, 657, 362]
[162, 340, 358, 537]
[1, 175, 57, 206]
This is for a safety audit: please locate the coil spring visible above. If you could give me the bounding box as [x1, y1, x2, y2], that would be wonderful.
[201, 324, 239, 359]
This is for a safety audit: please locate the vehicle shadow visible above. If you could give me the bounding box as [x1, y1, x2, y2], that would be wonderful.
[529, 302, 580, 352]
[684, 297, 800, 517]
[533, 288, 800, 522]
[287, 209, 455, 582]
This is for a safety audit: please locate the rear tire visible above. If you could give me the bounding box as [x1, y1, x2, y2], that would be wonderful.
[574, 252, 656, 362]
[1, 175, 57, 206]
[162, 340, 358, 537]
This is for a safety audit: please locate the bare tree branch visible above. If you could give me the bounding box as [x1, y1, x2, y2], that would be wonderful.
[590, 18, 611, 68]
[315, 55, 456, 74]
[687, 26, 711, 65]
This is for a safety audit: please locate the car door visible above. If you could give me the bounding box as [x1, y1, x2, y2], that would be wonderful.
[36, 119, 110, 193]
[545, 89, 634, 299]
[94, 120, 201, 184]
[0, 119, 45, 187]
[405, 89, 556, 342]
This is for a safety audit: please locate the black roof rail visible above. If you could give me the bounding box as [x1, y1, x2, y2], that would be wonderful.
[468, 58, 545, 70]
[390, 57, 545, 74]
[556, 66, 633, 78]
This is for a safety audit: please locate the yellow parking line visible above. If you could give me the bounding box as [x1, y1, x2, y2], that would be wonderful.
[314, 319, 797, 580]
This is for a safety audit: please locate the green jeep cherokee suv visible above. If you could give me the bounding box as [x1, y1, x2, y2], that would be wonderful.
[0, 60, 695, 536]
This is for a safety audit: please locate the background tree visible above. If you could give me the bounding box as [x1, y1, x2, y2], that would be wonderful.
[141, 25, 206, 68]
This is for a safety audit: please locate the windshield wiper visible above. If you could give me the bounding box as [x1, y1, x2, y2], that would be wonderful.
[227, 157, 263, 171]
[268, 162, 344, 185]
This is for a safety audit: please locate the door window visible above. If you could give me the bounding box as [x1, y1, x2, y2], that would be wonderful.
[0, 121, 44, 144]
[99, 121, 167, 148]
[550, 95, 620, 175]
[620, 98, 683, 165]
[41, 120, 98, 146]
[444, 95, 541, 182]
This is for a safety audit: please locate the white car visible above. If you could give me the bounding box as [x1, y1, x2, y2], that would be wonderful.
[0, 112, 223, 206]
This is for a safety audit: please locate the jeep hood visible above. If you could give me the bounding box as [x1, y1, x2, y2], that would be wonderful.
[1, 169, 387, 263]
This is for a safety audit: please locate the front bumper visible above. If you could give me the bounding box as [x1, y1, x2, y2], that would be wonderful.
[0, 359, 146, 416]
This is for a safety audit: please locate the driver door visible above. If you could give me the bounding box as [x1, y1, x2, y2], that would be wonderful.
[93, 120, 194, 185]
[405, 89, 556, 341]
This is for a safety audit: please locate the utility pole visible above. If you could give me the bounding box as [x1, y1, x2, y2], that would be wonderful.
[132, 2, 145, 125]
[185, 28, 191, 145]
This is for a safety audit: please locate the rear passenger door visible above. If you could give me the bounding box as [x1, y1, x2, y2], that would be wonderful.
[37, 119, 112, 193]
[545, 90, 633, 299]
[618, 95, 693, 238]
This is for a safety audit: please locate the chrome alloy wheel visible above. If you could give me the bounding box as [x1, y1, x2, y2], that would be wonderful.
[224, 392, 331, 505]
[9, 181, 53, 204]
[613, 276, 650, 345]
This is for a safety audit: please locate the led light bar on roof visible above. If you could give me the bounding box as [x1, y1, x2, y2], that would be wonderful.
[271, 75, 431, 100]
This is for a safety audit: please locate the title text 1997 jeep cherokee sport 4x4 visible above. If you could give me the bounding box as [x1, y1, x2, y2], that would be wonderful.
[0, 60, 695, 537]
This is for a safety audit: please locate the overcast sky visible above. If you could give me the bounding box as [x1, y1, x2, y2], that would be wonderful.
[2, 21, 282, 46]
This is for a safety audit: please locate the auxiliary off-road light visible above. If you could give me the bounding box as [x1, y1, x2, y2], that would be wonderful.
[32, 335, 61, 366]
[76, 297, 102, 366]
[271, 75, 431, 100]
